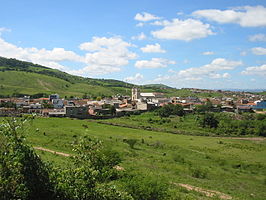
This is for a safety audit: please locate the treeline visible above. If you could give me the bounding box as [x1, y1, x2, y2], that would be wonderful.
[156, 103, 266, 137]
[0, 118, 169, 200]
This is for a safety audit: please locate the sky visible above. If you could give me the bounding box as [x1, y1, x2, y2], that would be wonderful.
[0, 0, 266, 89]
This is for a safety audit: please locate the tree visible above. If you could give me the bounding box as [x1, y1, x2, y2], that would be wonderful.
[199, 113, 219, 128]
[195, 102, 213, 113]
[157, 104, 184, 118]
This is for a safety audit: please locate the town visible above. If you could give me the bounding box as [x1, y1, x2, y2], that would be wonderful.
[1, 87, 265, 118]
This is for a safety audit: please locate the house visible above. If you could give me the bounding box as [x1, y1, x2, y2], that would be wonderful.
[252, 100, 266, 110]
[136, 102, 156, 111]
[49, 94, 59, 101]
[236, 106, 253, 113]
[52, 99, 64, 109]
[65, 106, 89, 119]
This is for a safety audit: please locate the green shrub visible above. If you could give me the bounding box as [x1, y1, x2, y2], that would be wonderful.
[0, 118, 55, 200]
[123, 139, 138, 149]
[122, 174, 169, 200]
[190, 167, 208, 179]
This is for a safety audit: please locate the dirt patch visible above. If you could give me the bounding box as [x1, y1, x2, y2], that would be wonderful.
[34, 146, 71, 157]
[37, 79, 51, 91]
[173, 183, 232, 200]
[113, 165, 125, 171]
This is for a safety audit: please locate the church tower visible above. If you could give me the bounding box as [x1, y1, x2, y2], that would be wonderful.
[132, 88, 140, 101]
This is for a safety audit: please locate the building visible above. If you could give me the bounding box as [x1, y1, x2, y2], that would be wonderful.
[52, 99, 64, 109]
[132, 88, 140, 101]
[65, 106, 89, 119]
[131, 88, 165, 103]
[252, 100, 266, 110]
[49, 94, 59, 101]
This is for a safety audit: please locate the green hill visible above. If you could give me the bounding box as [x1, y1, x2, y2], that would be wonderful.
[0, 56, 225, 98]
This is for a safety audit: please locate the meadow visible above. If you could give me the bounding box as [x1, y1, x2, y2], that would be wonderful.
[7, 117, 266, 200]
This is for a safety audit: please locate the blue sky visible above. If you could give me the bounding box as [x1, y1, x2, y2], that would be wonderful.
[0, 0, 266, 89]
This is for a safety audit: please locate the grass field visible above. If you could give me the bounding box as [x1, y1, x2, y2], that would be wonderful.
[3, 117, 264, 200]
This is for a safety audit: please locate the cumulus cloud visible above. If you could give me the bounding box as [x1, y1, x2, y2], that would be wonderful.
[0, 37, 82, 70]
[135, 58, 175, 69]
[0, 35, 137, 76]
[249, 34, 266, 42]
[140, 43, 166, 53]
[131, 32, 146, 40]
[241, 64, 266, 76]
[154, 58, 241, 82]
[124, 73, 144, 83]
[134, 12, 161, 22]
[193, 5, 266, 27]
[151, 18, 214, 41]
[202, 51, 214, 55]
[78, 36, 137, 75]
[251, 47, 266, 55]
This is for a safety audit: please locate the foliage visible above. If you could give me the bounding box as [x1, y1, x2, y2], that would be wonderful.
[0, 118, 55, 200]
[0, 101, 16, 108]
[157, 104, 184, 118]
[0, 118, 132, 200]
[198, 113, 219, 129]
[123, 139, 138, 149]
[121, 173, 169, 200]
[195, 101, 213, 113]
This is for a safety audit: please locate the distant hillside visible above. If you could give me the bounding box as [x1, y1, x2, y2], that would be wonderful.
[144, 84, 172, 89]
[0, 57, 226, 98]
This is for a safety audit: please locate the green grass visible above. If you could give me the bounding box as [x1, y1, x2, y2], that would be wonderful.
[4, 117, 265, 200]
[0, 71, 127, 97]
[100, 112, 215, 136]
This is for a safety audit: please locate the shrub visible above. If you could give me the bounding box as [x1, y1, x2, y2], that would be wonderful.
[199, 113, 219, 128]
[190, 167, 208, 179]
[122, 174, 169, 200]
[157, 104, 184, 118]
[0, 118, 132, 200]
[0, 118, 55, 200]
[123, 139, 138, 149]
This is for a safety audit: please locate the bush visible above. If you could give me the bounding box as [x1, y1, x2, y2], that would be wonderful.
[199, 113, 219, 128]
[122, 174, 169, 200]
[190, 167, 208, 179]
[123, 139, 138, 149]
[157, 104, 184, 118]
[0, 118, 55, 200]
[0, 118, 132, 200]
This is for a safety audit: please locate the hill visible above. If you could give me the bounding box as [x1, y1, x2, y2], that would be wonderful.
[0, 56, 226, 98]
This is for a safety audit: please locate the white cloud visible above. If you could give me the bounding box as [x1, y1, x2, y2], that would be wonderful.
[131, 32, 146, 40]
[0, 27, 11, 35]
[251, 47, 266, 55]
[151, 18, 214, 41]
[241, 64, 266, 76]
[202, 51, 214, 55]
[193, 5, 266, 27]
[0, 35, 137, 76]
[124, 73, 144, 83]
[154, 58, 241, 82]
[135, 58, 175, 69]
[140, 43, 166, 53]
[134, 12, 161, 22]
[249, 34, 266, 42]
[0, 37, 82, 70]
[136, 22, 144, 27]
[78, 36, 137, 75]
